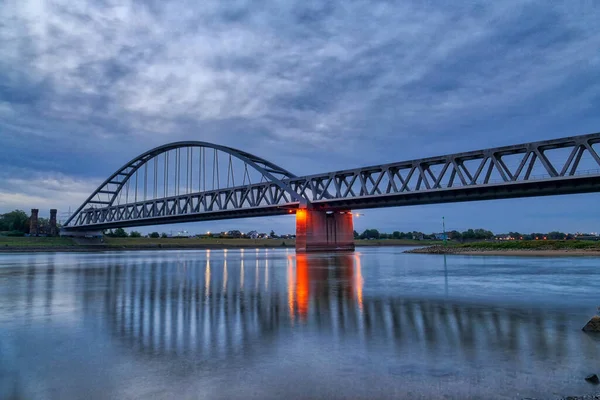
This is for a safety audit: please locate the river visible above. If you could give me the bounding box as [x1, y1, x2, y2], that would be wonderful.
[0, 247, 599, 399]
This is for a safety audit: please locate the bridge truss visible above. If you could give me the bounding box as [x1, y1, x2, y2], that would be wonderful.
[63, 132, 600, 231]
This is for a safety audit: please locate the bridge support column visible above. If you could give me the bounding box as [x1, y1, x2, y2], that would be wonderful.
[295, 209, 355, 252]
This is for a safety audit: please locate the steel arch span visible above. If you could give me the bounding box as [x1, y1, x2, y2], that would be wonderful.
[63, 141, 307, 231]
[62, 132, 600, 233]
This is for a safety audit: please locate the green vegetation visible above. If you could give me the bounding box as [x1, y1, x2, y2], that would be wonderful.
[355, 239, 438, 246]
[103, 237, 296, 248]
[0, 210, 29, 234]
[453, 240, 600, 250]
[0, 236, 76, 248]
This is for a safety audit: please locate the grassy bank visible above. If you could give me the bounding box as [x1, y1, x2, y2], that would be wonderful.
[0, 236, 77, 248]
[355, 239, 438, 246]
[406, 239, 600, 256]
[0, 236, 434, 251]
[103, 237, 295, 248]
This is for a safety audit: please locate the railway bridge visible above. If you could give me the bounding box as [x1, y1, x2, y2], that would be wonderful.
[62, 132, 600, 252]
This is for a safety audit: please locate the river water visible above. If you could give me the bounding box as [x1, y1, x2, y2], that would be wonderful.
[0, 247, 599, 399]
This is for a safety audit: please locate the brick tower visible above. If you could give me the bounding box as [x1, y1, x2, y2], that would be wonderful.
[30, 209, 39, 236]
[49, 209, 58, 236]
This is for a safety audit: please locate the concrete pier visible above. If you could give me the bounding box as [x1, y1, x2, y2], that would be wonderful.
[295, 209, 355, 252]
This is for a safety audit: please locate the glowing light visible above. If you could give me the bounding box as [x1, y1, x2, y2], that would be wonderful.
[296, 208, 307, 223]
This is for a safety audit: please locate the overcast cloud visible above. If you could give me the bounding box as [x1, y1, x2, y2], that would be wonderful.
[1, 0, 599, 234]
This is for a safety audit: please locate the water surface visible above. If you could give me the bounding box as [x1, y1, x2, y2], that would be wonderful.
[1, 247, 599, 399]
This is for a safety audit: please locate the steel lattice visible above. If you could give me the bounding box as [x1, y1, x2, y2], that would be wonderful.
[63, 132, 600, 231]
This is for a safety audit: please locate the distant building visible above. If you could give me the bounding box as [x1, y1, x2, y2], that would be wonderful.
[433, 233, 448, 241]
[495, 234, 513, 241]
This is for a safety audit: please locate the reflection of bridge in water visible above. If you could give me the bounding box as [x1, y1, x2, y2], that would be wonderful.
[63, 252, 592, 363]
[5, 252, 595, 364]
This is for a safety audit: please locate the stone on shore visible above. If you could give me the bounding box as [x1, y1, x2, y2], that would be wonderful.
[582, 316, 600, 332]
[585, 374, 600, 384]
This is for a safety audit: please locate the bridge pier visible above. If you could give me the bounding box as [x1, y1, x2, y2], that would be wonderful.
[295, 209, 355, 252]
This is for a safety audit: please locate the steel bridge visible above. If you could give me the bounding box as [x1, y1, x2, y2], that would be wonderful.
[62, 132, 600, 250]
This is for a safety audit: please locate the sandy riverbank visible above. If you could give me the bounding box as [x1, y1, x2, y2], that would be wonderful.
[405, 245, 600, 257]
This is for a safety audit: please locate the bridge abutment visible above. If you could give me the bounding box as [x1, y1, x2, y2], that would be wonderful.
[295, 209, 355, 252]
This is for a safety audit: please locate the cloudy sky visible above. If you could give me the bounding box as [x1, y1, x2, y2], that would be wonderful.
[1, 0, 599, 235]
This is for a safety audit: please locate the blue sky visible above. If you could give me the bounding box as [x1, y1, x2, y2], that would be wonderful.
[1, 1, 599, 235]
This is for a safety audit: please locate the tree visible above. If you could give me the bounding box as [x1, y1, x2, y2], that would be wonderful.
[392, 231, 401, 239]
[113, 228, 128, 237]
[149, 232, 160, 238]
[161, 232, 168, 238]
[448, 230, 462, 241]
[269, 230, 277, 238]
[0, 210, 29, 233]
[353, 230, 360, 239]
[359, 229, 380, 239]
[548, 231, 566, 240]
[129, 231, 142, 238]
[38, 217, 50, 233]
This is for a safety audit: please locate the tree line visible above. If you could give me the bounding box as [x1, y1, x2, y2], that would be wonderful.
[0, 209, 56, 236]
[354, 228, 580, 241]
[354, 229, 492, 241]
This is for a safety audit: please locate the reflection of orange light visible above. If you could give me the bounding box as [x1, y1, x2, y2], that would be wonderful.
[296, 254, 309, 319]
[354, 254, 363, 311]
[287, 256, 295, 323]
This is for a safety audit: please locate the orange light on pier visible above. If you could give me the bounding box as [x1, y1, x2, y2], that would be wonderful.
[296, 208, 307, 222]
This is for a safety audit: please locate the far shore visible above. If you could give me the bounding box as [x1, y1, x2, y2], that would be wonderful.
[0, 237, 430, 253]
[405, 245, 600, 257]
[2, 237, 600, 256]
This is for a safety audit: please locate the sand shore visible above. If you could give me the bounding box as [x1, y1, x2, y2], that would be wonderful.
[405, 246, 600, 257]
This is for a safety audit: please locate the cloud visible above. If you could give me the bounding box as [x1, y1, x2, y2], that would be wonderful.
[0, 169, 95, 218]
[1, 0, 599, 232]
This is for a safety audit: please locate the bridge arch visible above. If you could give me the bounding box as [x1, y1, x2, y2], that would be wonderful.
[63, 141, 306, 229]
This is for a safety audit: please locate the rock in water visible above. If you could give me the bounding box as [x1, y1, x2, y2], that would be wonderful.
[584, 373, 599, 384]
[582, 315, 600, 332]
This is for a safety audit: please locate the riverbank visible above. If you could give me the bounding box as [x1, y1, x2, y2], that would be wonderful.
[406, 240, 600, 257]
[0, 236, 435, 252]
